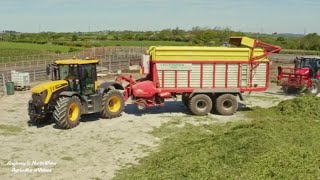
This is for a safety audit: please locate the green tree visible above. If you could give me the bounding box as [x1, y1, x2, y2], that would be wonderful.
[71, 34, 78, 41]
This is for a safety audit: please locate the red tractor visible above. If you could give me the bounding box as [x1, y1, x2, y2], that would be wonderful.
[277, 56, 320, 96]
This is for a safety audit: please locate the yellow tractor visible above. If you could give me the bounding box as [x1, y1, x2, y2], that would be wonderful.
[28, 58, 125, 129]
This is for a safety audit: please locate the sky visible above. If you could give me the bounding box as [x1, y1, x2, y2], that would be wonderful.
[0, 0, 319, 34]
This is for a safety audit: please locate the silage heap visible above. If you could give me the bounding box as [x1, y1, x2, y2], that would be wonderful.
[115, 96, 320, 179]
[274, 96, 320, 119]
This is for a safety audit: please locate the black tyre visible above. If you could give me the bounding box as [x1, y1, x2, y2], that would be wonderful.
[188, 94, 212, 116]
[53, 96, 82, 129]
[215, 94, 238, 116]
[307, 79, 320, 96]
[282, 86, 297, 94]
[282, 86, 290, 94]
[101, 89, 125, 119]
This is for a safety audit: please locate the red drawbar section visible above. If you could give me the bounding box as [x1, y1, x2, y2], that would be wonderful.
[152, 62, 159, 87]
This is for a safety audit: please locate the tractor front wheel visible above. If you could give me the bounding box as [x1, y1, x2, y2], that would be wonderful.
[188, 94, 212, 116]
[282, 86, 297, 95]
[53, 96, 82, 129]
[307, 79, 320, 96]
[101, 89, 125, 119]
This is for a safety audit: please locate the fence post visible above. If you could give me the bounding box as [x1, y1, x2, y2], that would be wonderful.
[34, 71, 36, 82]
[128, 55, 131, 67]
[109, 55, 112, 73]
[2, 74, 6, 95]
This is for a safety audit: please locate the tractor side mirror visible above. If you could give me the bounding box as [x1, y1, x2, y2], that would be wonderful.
[46, 65, 50, 76]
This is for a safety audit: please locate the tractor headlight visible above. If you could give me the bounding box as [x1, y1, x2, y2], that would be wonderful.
[31, 90, 48, 106]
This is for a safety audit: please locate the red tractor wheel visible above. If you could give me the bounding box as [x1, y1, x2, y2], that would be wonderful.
[307, 79, 320, 96]
[282, 86, 297, 95]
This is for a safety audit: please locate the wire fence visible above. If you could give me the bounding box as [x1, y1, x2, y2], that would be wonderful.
[0, 47, 147, 94]
[0, 47, 305, 95]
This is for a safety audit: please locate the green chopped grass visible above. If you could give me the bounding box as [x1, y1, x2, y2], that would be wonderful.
[61, 156, 74, 161]
[114, 96, 320, 179]
[0, 42, 82, 58]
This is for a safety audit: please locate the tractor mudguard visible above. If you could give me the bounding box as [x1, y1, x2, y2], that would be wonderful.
[98, 82, 124, 94]
[60, 91, 81, 97]
[59, 91, 87, 113]
[59, 91, 86, 103]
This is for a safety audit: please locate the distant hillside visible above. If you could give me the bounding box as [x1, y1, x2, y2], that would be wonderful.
[278, 33, 304, 37]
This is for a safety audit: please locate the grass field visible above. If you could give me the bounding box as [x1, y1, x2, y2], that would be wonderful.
[1, 40, 319, 59]
[115, 96, 320, 179]
[0, 42, 83, 57]
[94, 40, 190, 46]
[0, 40, 188, 58]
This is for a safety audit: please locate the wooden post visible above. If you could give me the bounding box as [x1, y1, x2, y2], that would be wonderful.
[109, 55, 112, 73]
[2, 74, 6, 95]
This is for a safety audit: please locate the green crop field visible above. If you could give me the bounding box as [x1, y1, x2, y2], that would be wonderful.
[0, 42, 83, 58]
[51, 40, 190, 48]
[115, 96, 320, 179]
[0, 40, 188, 58]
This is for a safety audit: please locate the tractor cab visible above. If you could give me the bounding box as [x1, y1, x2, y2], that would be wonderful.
[294, 56, 320, 78]
[47, 59, 99, 95]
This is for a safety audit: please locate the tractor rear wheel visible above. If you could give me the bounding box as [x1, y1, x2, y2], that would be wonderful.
[53, 96, 82, 129]
[101, 89, 125, 119]
[215, 94, 238, 116]
[307, 79, 320, 96]
[188, 94, 212, 116]
[282, 86, 297, 94]
[282, 86, 290, 94]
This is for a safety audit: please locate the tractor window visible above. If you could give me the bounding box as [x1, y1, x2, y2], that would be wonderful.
[317, 60, 320, 68]
[300, 59, 312, 68]
[79, 64, 96, 95]
[59, 65, 70, 79]
[59, 65, 79, 80]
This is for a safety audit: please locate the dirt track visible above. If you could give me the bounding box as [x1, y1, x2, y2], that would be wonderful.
[0, 83, 293, 180]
